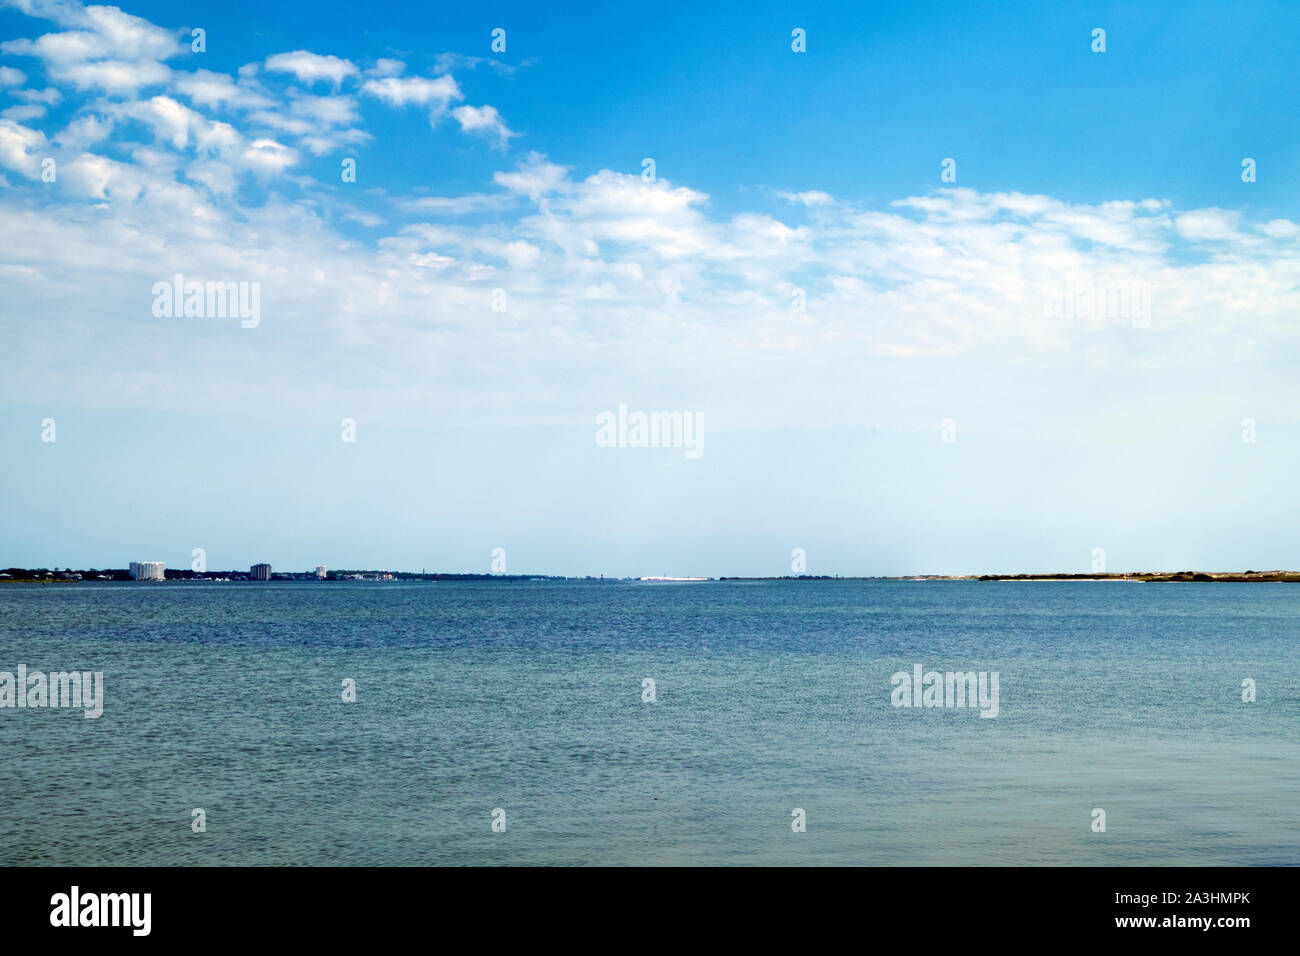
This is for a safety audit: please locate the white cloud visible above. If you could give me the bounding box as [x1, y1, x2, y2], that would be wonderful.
[433, 52, 518, 75]
[366, 58, 404, 77]
[398, 193, 515, 216]
[264, 50, 359, 87]
[1, 5, 179, 63]
[493, 151, 568, 199]
[54, 58, 171, 93]
[548, 169, 713, 258]
[12, 86, 62, 104]
[474, 237, 540, 268]
[79, 94, 299, 186]
[410, 250, 455, 268]
[360, 73, 460, 109]
[173, 70, 273, 111]
[184, 158, 239, 195]
[79, 4, 182, 61]
[779, 190, 832, 206]
[61, 151, 142, 201]
[298, 129, 369, 156]
[0, 118, 46, 177]
[247, 89, 368, 155]
[290, 91, 359, 127]
[0, 2, 180, 94]
[1, 103, 46, 121]
[2, 31, 98, 65]
[0, 66, 25, 85]
[450, 104, 514, 149]
[53, 111, 112, 148]
[118, 94, 205, 149]
[240, 137, 297, 174]
[1259, 219, 1300, 239]
[4, 1, 1299, 446]
[1175, 208, 1243, 242]
[20, 164, 1284, 435]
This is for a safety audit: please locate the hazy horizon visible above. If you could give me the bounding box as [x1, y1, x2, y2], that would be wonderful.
[4, 0, 1300, 576]
[6, 562, 1300, 579]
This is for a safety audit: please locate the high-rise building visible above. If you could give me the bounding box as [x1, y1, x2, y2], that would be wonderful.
[129, 561, 165, 581]
[314, 566, 327, 579]
[250, 563, 272, 580]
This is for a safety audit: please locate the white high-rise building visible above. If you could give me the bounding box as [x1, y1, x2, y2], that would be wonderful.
[315, 566, 327, 579]
[250, 563, 272, 580]
[129, 561, 165, 581]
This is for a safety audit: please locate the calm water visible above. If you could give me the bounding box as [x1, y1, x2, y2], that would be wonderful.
[0, 580, 1296, 866]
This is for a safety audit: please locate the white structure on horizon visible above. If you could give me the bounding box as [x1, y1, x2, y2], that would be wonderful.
[129, 561, 165, 581]
[250, 563, 272, 580]
[314, 566, 327, 579]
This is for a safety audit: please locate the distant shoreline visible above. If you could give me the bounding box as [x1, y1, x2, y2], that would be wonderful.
[5, 569, 1300, 584]
[711, 571, 1300, 583]
[908, 571, 1300, 583]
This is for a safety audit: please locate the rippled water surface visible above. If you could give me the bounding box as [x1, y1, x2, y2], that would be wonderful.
[1, 579, 1296, 865]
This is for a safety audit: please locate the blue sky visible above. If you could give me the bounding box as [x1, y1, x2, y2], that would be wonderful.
[3, 0, 1300, 576]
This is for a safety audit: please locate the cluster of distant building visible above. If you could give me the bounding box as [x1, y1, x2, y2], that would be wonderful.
[128, 562, 332, 581]
[4, 565, 578, 583]
[128, 561, 165, 581]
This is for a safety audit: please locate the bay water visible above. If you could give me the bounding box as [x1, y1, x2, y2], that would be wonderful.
[1, 579, 1295, 865]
